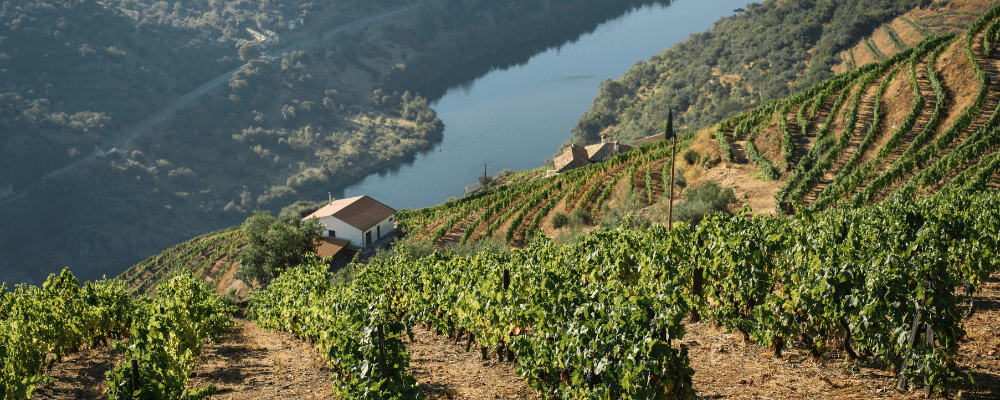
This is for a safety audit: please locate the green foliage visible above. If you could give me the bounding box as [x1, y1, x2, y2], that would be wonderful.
[0, 269, 132, 399]
[672, 181, 735, 224]
[249, 256, 424, 399]
[279, 200, 321, 221]
[552, 212, 569, 229]
[569, 207, 591, 226]
[105, 273, 236, 400]
[237, 211, 322, 286]
[119, 227, 246, 294]
[682, 149, 700, 165]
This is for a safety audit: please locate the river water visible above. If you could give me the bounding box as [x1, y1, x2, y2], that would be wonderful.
[341, 0, 747, 210]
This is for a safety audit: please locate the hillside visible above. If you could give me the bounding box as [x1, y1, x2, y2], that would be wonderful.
[6, 1, 1000, 399]
[0, 0, 684, 287]
[112, 0, 1000, 311]
[565, 0, 1000, 147]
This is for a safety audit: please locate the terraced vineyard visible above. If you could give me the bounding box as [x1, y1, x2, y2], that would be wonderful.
[705, 5, 1000, 215]
[396, 135, 690, 248]
[396, 5, 1000, 247]
[116, 227, 247, 295]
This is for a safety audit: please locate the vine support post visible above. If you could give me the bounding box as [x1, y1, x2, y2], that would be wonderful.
[897, 306, 922, 391]
[665, 110, 676, 231]
[377, 323, 387, 379]
[130, 357, 139, 399]
[924, 324, 934, 398]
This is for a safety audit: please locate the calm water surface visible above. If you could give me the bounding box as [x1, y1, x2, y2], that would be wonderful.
[342, 0, 748, 210]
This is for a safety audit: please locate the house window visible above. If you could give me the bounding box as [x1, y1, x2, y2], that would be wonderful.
[389, 216, 393, 222]
[328, 230, 335, 237]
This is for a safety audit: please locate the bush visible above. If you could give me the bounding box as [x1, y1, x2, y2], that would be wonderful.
[675, 167, 687, 188]
[673, 180, 735, 224]
[278, 200, 320, 220]
[683, 149, 700, 165]
[569, 208, 591, 226]
[552, 212, 569, 229]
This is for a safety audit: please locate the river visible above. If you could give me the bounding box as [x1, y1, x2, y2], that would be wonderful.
[340, 0, 748, 210]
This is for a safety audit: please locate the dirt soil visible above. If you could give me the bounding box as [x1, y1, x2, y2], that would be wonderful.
[685, 272, 1000, 399]
[404, 325, 540, 399]
[187, 314, 335, 400]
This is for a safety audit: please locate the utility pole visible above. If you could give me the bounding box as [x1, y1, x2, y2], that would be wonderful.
[666, 110, 676, 231]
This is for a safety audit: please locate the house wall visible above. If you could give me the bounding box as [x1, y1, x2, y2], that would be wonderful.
[373, 215, 395, 241]
[318, 213, 396, 248]
[318, 217, 363, 247]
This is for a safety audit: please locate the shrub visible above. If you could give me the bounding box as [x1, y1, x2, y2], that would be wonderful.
[569, 208, 591, 226]
[672, 180, 735, 224]
[278, 200, 319, 220]
[675, 167, 687, 188]
[683, 149, 700, 165]
[552, 212, 569, 229]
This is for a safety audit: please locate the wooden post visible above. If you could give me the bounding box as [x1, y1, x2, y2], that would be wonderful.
[924, 324, 934, 398]
[130, 358, 139, 399]
[503, 269, 510, 291]
[897, 307, 922, 391]
[377, 323, 387, 379]
[665, 110, 676, 231]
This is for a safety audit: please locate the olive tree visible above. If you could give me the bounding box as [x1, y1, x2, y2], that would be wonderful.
[237, 210, 322, 286]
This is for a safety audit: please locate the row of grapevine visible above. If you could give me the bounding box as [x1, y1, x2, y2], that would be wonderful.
[810, 63, 903, 210]
[901, 16, 936, 38]
[785, 69, 881, 204]
[459, 181, 544, 244]
[780, 36, 930, 208]
[885, 23, 910, 50]
[1, 269, 132, 399]
[121, 227, 246, 293]
[865, 37, 889, 61]
[888, 7, 1000, 199]
[844, 50, 857, 71]
[893, 6, 1000, 197]
[779, 103, 795, 164]
[822, 58, 927, 208]
[249, 255, 424, 399]
[504, 180, 567, 243]
[1, 269, 233, 400]
[322, 188, 1000, 398]
[524, 189, 572, 240]
[984, 17, 1000, 57]
[845, 36, 954, 207]
[105, 273, 236, 400]
[957, 148, 1000, 190]
[743, 118, 780, 179]
[375, 231, 696, 399]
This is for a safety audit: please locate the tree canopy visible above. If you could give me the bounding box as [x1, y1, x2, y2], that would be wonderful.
[237, 211, 322, 286]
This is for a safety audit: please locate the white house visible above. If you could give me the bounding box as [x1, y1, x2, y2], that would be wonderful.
[303, 195, 396, 248]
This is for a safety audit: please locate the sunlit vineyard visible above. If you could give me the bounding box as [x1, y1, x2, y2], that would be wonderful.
[253, 190, 1000, 398]
[1, 270, 234, 399]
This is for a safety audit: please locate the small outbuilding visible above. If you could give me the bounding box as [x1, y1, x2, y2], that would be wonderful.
[304, 195, 396, 249]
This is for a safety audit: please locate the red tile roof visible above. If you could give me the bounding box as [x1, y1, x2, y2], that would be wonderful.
[304, 195, 396, 231]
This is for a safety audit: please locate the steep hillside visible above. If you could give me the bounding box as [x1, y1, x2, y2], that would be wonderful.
[564, 0, 1000, 147]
